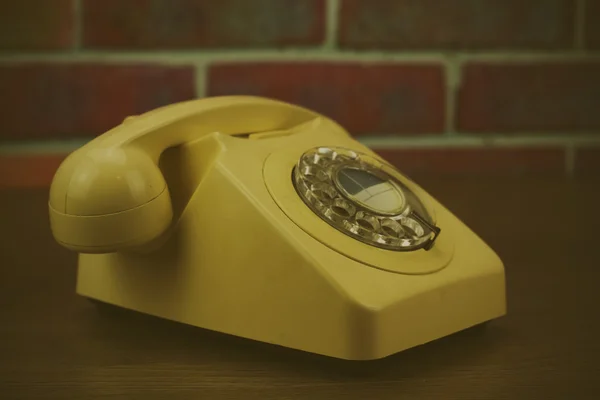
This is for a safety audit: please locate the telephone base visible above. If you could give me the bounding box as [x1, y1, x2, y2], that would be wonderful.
[72, 127, 505, 361]
[85, 296, 494, 355]
[76, 242, 505, 361]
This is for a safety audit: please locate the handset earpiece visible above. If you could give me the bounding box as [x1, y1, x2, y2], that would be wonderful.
[49, 146, 172, 253]
[48, 96, 321, 254]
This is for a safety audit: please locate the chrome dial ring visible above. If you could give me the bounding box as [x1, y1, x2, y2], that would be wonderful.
[292, 146, 441, 251]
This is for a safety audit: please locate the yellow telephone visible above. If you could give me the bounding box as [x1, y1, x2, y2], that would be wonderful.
[48, 96, 506, 360]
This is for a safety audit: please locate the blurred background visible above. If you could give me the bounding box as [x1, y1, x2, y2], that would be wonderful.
[0, 0, 599, 187]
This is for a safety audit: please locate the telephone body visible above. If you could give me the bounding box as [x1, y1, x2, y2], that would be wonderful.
[49, 96, 506, 360]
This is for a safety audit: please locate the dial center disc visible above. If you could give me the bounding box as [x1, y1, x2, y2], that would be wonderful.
[334, 167, 406, 215]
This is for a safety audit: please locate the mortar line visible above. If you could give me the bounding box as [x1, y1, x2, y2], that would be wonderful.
[1, 51, 599, 64]
[359, 134, 600, 148]
[3, 135, 600, 155]
[73, 0, 83, 50]
[323, 0, 340, 50]
[444, 57, 461, 135]
[565, 142, 576, 177]
[194, 63, 208, 98]
[575, 0, 587, 50]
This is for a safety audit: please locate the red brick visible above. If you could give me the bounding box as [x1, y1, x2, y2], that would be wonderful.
[339, 0, 575, 50]
[0, 154, 67, 188]
[0, 0, 74, 50]
[0, 63, 195, 140]
[585, 0, 600, 49]
[82, 0, 324, 49]
[208, 63, 445, 135]
[375, 147, 566, 176]
[574, 147, 600, 176]
[457, 62, 600, 133]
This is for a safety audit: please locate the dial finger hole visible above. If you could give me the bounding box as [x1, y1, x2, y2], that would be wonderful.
[305, 150, 334, 167]
[380, 218, 405, 238]
[301, 151, 323, 167]
[355, 211, 380, 232]
[399, 217, 425, 238]
[311, 182, 337, 204]
[301, 165, 329, 183]
[338, 148, 358, 160]
[317, 147, 337, 159]
[372, 232, 401, 246]
[331, 198, 356, 218]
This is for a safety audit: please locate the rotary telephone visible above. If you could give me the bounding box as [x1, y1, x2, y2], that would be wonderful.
[48, 96, 506, 360]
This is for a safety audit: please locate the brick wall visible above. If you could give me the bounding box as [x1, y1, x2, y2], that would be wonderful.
[1, 0, 599, 186]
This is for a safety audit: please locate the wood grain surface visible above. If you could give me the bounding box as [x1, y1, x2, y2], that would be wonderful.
[1, 177, 599, 399]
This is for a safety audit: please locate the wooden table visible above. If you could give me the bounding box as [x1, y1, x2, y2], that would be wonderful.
[1, 177, 599, 399]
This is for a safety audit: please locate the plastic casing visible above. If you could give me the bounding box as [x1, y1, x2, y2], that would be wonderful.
[48, 96, 506, 360]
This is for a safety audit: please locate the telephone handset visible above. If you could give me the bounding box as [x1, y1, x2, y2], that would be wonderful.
[49, 96, 506, 360]
[49, 96, 322, 253]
